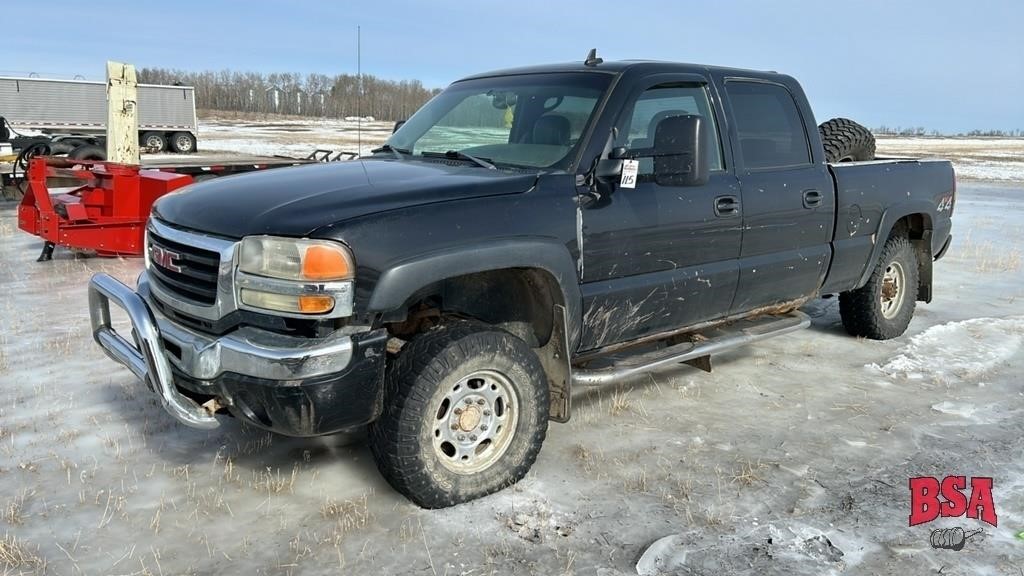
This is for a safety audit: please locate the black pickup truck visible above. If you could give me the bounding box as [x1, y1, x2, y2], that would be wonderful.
[88, 54, 954, 508]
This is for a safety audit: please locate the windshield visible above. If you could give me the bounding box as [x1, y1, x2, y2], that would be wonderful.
[386, 72, 611, 170]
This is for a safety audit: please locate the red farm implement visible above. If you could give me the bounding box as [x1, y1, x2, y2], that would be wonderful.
[17, 157, 193, 260]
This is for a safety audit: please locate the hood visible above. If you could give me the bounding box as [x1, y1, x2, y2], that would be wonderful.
[152, 159, 538, 238]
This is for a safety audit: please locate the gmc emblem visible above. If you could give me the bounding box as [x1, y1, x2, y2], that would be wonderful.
[150, 244, 183, 273]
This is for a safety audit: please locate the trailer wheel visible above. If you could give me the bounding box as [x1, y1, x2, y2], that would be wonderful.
[818, 118, 876, 163]
[369, 322, 549, 508]
[170, 132, 196, 153]
[68, 144, 106, 161]
[141, 132, 167, 152]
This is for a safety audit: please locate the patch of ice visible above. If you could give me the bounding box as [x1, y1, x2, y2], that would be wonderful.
[931, 401, 977, 418]
[872, 316, 1024, 381]
[779, 463, 809, 477]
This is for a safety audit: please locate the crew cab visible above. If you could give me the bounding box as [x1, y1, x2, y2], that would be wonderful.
[88, 54, 955, 508]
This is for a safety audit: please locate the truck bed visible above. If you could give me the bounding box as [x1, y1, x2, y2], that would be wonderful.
[822, 157, 956, 294]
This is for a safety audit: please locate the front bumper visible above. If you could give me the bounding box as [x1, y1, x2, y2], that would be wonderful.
[88, 273, 387, 435]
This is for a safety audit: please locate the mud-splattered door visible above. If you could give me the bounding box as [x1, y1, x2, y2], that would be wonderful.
[577, 80, 742, 351]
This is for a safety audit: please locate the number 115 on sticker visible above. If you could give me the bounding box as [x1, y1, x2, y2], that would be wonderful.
[620, 159, 639, 189]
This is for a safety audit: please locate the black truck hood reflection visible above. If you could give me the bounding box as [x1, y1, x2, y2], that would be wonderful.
[152, 158, 538, 238]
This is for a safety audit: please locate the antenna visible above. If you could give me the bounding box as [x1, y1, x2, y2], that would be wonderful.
[584, 48, 603, 67]
[357, 25, 362, 156]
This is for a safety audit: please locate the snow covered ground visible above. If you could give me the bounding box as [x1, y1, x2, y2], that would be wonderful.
[1, 122, 1023, 575]
[190, 118, 1024, 185]
[197, 116, 393, 158]
[875, 136, 1024, 182]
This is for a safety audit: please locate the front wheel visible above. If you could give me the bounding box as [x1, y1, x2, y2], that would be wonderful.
[839, 234, 919, 339]
[369, 323, 549, 508]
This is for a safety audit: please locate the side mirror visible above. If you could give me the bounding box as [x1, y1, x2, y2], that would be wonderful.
[653, 115, 709, 187]
[392, 120, 406, 134]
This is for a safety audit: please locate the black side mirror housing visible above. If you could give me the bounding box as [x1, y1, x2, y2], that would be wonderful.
[653, 115, 709, 187]
[392, 120, 406, 134]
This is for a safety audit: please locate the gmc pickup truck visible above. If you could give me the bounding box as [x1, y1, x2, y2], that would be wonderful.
[88, 53, 955, 508]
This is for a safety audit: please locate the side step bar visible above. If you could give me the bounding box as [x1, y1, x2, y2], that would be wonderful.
[571, 311, 810, 387]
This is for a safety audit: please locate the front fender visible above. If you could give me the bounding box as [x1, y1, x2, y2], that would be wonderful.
[367, 239, 583, 350]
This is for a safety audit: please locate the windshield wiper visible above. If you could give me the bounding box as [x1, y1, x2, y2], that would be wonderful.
[371, 144, 411, 159]
[422, 150, 497, 170]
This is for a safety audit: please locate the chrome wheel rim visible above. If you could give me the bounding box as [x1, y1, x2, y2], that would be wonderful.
[432, 369, 519, 475]
[146, 136, 162, 149]
[880, 260, 906, 319]
[175, 136, 192, 151]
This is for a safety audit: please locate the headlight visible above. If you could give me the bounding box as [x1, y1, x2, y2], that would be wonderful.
[238, 236, 354, 281]
[236, 236, 355, 317]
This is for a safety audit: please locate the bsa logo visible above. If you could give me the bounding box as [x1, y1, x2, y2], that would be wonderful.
[910, 476, 996, 551]
[150, 244, 183, 273]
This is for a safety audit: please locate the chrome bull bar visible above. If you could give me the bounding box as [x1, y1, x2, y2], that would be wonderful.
[88, 273, 220, 429]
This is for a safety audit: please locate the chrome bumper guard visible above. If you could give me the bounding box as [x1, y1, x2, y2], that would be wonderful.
[88, 273, 356, 429]
[89, 273, 219, 429]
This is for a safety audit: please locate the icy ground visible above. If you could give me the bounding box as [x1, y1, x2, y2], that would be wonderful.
[189, 116, 1024, 186]
[196, 116, 393, 158]
[875, 136, 1024, 182]
[1, 179, 1024, 573]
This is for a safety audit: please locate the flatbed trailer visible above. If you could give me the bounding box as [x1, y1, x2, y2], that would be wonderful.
[2, 149, 356, 199]
[13, 149, 358, 259]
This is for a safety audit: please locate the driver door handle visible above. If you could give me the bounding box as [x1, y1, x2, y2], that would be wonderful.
[714, 195, 740, 217]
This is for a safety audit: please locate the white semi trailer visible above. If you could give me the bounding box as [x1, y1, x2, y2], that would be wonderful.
[0, 76, 198, 153]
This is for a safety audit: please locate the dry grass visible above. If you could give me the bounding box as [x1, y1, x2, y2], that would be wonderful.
[320, 493, 371, 536]
[730, 459, 768, 487]
[0, 533, 44, 573]
[609, 388, 632, 416]
[954, 229, 1022, 273]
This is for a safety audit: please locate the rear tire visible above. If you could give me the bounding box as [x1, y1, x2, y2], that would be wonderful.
[839, 233, 918, 339]
[141, 131, 167, 152]
[170, 132, 196, 153]
[47, 141, 76, 155]
[68, 144, 106, 161]
[819, 118, 875, 163]
[369, 322, 549, 508]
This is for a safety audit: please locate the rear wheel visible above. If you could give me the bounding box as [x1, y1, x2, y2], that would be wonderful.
[170, 132, 196, 153]
[68, 144, 106, 161]
[141, 131, 167, 152]
[819, 118, 876, 163]
[839, 233, 918, 339]
[369, 323, 549, 508]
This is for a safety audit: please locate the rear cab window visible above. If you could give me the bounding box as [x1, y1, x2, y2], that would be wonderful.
[725, 81, 811, 169]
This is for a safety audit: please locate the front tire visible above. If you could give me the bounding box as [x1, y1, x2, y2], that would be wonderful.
[839, 233, 919, 339]
[369, 323, 549, 508]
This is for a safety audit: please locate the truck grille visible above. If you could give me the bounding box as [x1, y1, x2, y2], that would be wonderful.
[147, 229, 221, 305]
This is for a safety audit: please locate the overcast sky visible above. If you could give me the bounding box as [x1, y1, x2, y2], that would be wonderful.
[5, 0, 1022, 133]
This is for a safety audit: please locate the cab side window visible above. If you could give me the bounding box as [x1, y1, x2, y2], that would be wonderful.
[615, 84, 724, 179]
[726, 81, 811, 169]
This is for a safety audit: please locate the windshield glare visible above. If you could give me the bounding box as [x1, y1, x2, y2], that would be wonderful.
[387, 73, 611, 169]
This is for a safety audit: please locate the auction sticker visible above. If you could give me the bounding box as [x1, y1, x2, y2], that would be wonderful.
[620, 159, 639, 189]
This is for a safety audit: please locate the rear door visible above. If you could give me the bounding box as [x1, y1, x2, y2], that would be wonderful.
[719, 79, 834, 313]
[578, 75, 741, 350]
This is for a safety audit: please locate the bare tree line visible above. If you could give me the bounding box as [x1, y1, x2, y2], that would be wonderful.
[137, 68, 442, 121]
[874, 126, 1024, 137]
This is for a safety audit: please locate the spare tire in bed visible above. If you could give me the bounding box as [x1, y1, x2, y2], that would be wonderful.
[818, 118, 876, 163]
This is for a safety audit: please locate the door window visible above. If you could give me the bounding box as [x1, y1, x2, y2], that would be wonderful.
[726, 81, 811, 169]
[615, 84, 724, 178]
